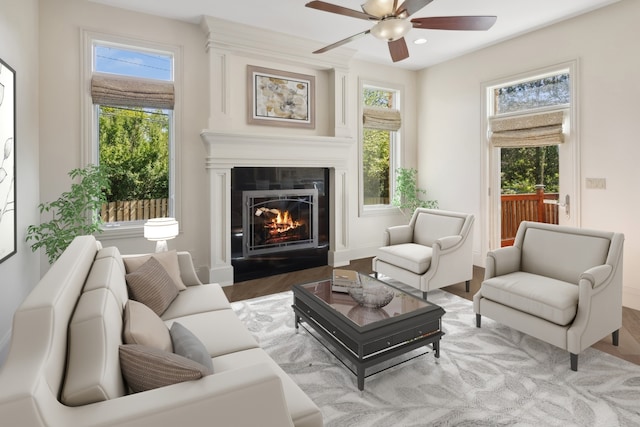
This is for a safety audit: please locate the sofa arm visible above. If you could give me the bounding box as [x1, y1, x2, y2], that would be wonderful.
[384, 224, 413, 246]
[67, 364, 295, 427]
[485, 246, 521, 279]
[176, 251, 204, 286]
[580, 264, 613, 288]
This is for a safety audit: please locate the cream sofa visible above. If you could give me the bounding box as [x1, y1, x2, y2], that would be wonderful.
[474, 221, 624, 371]
[0, 235, 322, 427]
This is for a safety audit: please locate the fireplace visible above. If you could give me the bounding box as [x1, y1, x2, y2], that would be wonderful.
[242, 189, 318, 257]
[231, 167, 329, 282]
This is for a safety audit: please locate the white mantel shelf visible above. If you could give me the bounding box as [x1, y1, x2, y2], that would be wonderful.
[201, 131, 354, 169]
[201, 131, 355, 286]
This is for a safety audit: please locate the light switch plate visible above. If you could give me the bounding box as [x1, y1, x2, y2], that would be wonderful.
[585, 178, 606, 189]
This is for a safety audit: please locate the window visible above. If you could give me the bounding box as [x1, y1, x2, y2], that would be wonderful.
[361, 83, 401, 211]
[489, 72, 570, 194]
[90, 39, 176, 228]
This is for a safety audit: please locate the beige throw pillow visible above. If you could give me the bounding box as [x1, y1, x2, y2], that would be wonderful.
[125, 257, 179, 316]
[123, 300, 173, 353]
[123, 250, 187, 290]
[119, 344, 212, 393]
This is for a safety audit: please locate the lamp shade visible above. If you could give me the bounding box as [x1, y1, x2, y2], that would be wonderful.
[362, 0, 396, 18]
[144, 217, 179, 241]
[370, 18, 412, 41]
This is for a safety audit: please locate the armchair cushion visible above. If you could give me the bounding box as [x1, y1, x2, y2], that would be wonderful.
[376, 243, 432, 275]
[414, 213, 464, 247]
[481, 271, 578, 325]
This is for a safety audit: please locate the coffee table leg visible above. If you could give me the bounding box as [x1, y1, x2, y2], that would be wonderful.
[357, 366, 365, 391]
[294, 313, 300, 333]
[433, 340, 440, 358]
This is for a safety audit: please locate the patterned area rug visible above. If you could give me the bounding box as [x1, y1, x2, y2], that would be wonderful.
[231, 286, 640, 426]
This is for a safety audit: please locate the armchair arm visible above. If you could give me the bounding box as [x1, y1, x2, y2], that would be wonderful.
[485, 246, 521, 279]
[433, 235, 463, 251]
[579, 264, 613, 288]
[384, 225, 413, 246]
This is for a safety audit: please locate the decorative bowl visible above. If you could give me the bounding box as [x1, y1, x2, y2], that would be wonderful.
[348, 277, 394, 309]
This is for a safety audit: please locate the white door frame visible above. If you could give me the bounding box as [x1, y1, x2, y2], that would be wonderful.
[480, 60, 581, 259]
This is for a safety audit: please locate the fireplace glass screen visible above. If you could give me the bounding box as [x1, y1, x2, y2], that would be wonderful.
[242, 189, 318, 257]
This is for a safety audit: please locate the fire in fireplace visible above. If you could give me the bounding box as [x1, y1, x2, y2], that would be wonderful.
[242, 189, 318, 257]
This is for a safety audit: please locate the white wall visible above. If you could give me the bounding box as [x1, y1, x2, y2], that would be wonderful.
[38, 0, 211, 273]
[0, 0, 41, 365]
[417, 0, 640, 309]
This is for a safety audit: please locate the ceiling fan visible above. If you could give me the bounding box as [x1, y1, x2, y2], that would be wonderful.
[305, 0, 497, 62]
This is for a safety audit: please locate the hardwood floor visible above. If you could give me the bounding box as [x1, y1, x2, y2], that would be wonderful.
[223, 258, 640, 366]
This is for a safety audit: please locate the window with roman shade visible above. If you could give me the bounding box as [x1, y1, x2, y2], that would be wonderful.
[489, 109, 566, 148]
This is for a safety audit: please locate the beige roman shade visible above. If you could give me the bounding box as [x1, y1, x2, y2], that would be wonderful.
[91, 74, 174, 109]
[489, 110, 565, 147]
[363, 106, 401, 131]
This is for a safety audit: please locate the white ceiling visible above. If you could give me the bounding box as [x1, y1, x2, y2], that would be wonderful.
[89, 0, 620, 70]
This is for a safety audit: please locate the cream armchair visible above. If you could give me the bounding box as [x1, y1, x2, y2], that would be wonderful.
[474, 221, 624, 371]
[373, 208, 475, 299]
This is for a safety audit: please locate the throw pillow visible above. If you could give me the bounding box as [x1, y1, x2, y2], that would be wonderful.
[123, 300, 173, 353]
[125, 257, 179, 316]
[119, 344, 212, 393]
[123, 250, 187, 290]
[170, 322, 214, 373]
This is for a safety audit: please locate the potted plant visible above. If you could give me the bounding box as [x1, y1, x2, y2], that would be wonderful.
[392, 167, 438, 215]
[27, 164, 111, 264]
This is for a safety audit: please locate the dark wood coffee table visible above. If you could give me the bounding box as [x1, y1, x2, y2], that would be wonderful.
[292, 273, 445, 391]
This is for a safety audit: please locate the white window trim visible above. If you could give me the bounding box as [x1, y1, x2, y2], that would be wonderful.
[81, 29, 183, 239]
[358, 78, 404, 217]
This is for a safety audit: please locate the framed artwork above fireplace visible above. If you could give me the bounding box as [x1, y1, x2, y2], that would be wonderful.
[247, 65, 315, 129]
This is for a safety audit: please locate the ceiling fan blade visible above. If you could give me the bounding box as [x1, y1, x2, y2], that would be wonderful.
[388, 37, 409, 62]
[313, 30, 371, 54]
[412, 16, 497, 31]
[305, 1, 376, 21]
[396, 0, 434, 18]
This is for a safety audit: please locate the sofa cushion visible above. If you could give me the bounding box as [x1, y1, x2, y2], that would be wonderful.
[124, 250, 187, 290]
[62, 289, 127, 406]
[94, 245, 126, 275]
[165, 310, 259, 358]
[126, 257, 179, 316]
[123, 300, 173, 353]
[376, 243, 432, 274]
[480, 271, 579, 326]
[170, 322, 214, 373]
[161, 283, 231, 320]
[83, 255, 129, 310]
[119, 344, 212, 393]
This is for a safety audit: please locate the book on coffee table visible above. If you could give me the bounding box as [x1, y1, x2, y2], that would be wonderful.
[331, 269, 361, 293]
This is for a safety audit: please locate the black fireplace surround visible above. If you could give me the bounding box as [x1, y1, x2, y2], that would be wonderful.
[231, 167, 329, 282]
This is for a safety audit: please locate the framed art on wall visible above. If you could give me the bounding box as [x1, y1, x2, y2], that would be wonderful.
[0, 57, 16, 264]
[247, 65, 315, 129]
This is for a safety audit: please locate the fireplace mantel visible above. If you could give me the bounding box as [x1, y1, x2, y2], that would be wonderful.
[201, 130, 355, 285]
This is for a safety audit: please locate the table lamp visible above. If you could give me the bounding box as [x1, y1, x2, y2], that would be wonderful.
[143, 217, 179, 252]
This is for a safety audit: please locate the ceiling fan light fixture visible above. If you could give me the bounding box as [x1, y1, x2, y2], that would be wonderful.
[370, 18, 412, 41]
[361, 0, 396, 18]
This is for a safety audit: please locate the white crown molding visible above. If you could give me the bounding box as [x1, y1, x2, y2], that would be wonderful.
[200, 15, 356, 70]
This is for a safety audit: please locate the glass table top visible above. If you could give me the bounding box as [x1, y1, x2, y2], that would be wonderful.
[297, 272, 437, 328]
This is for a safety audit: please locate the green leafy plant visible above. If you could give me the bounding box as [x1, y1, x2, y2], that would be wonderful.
[392, 167, 438, 214]
[26, 164, 111, 264]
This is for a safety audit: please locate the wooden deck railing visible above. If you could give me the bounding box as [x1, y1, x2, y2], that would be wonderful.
[501, 187, 558, 246]
[101, 198, 169, 223]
